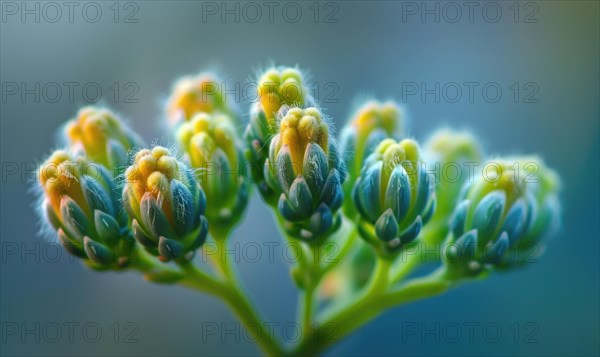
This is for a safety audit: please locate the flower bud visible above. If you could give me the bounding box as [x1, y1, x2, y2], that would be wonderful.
[444, 158, 560, 277]
[123, 146, 208, 261]
[176, 112, 250, 236]
[339, 100, 402, 218]
[353, 139, 436, 257]
[64, 107, 144, 170]
[38, 150, 134, 267]
[166, 72, 236, 126]
[498, 157, 561, 268]
[423, 129, 482, 228]
[264, 107, 346, 243]
[244, 66, 314, 204]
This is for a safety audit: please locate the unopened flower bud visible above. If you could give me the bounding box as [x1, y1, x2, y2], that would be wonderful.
[38, 150, 134, 267]
[498, 157, 560, 268]
[64, 107, 144, 170]
[339, 100, 402, 218]
[244, 66, 314, 204]
[176, 112, 250, 236]
[353, 139, 436, 258]
[166, 72, 236, 126]
[264, 107, 346, 243]
[123, 146, 208, 261]
[423, 129, 482, 230]
[444, 158, 560, 277]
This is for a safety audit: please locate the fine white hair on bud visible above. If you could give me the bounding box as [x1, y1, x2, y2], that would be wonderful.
[122, 146, 209, 261]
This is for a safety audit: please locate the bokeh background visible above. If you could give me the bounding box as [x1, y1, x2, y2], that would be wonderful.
[1, 1, 598, 356]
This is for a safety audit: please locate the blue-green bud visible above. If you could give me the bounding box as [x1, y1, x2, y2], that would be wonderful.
[64, 107, 144, 171]
[353, 139, 436, 257]
[423, 129, 483, 235]
[498, 157, 561, 268]
[339, 100, 402, 218]
[37, 150, 134, 267]
[176, 112, 250, 237]
[123, 146, 208, 261]
[444, 158, 560, 277]
[244, 66, 314, 205]
[264, 107, 345, 243]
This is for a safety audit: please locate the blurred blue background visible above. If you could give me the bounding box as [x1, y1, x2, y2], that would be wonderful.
[1, 1, 598, 356]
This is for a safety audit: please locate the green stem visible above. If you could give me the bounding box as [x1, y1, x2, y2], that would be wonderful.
[209, 234, 285, 356]
[291, 265, 450, 356]
[129, 247, 172, 273]
[367, 258, 392, 295]
[381, 268, 451, 309]
[214, 238, 236, 280]
[300, 285, 315, 334]
[317, 218, 357, 279]
[290, 258, 390, 356]
[294, 244, 316, 339]
[176, 259, 230, 296]
[390, 248, 422, 284]
[222, 284, 285, 356]
[177, 261, 284, 356]
[295, 218, 358, 338]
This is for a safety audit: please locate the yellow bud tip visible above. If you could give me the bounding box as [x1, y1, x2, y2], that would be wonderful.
[64, 106, 137, 167]
[382, 145, 407, 166]
[151, 146, 170, 159]
[146, 172, 169, 197]
[134, 149, 151, 162]
[137, 155, 157, 178]
[167, 73, 225, 123]
[426, 129, 482, 163]
[281, 68, 302, 83]
[177, 112, 238, 170]
[279, 78, 302, 103]
[38, 150, 89, 216]
[400, 139, 420, 163]
[157, 156, 180, 179]
[260, 93, 282, 121]
[192, 113, 211, 132]
[376, 139, 423, 191]
[474, 160, 527, 206]
[257, 67, 307, 121]
[278, 107, 329, 169]
[260, 69, 281, 87]
[353, 100, 401, 137]
[38, 150, 72, 186]
[376, 139, 419, 160]
[128, 146, 184, 202]
[125, 165, 140, 182]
